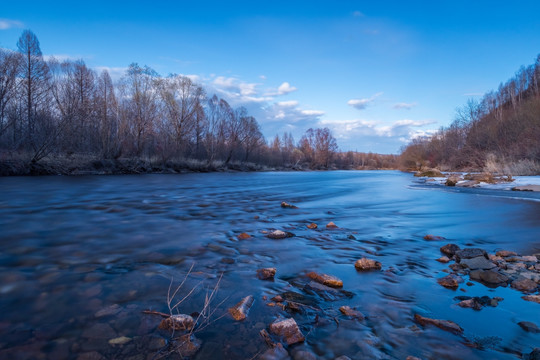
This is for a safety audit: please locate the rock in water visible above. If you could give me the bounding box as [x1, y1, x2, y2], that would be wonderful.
[339, 306, 364, 320]
[281, 201, 298, 209]
[518, 321, 540, 333]
[229, 295, 254, 321]
[174, 334, 201, 358]
[158, 314, 195, 331]
[424, 234, 445, 241]
[469, 269, 509, 286]
[354, 258, 382, 271]
[307, 271, 343, 288]
[414, 314, 463, 334]
[511, 277, 538, 292]
[306, 223, 318, 229]
[326, 222, 338, 229]
[496, 250, 517, 257]
[440, 244, 460, 257]
[528, 348, 540, 360]
[267, 230, 295, 239]
[257, 268, 277, 280]
[259, 343, 289, 360]
[459, 256, 496, 270]
[269, 318, 305, 345]
[108, 336, 131, 345]
[455, 248, 488, 262]
[436, 256, 450, 263]
[237, 232, 251, 240]
[522, 295, 540, 304]
[437, 274, 463, 289]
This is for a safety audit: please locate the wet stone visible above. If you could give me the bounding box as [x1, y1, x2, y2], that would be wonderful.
[339, 306, 364, 320]
[267, 230, 295, 239]
[496, 250, 517, 257]
[257, 268, 277, 281]
[522, 294, 540, 304]
[307, 271, 343, 288]
[259, 343, 289, 360]
[306, 223, 318, 229]
[269, 318, 305, 345]
[518, 321, 540, 333]
[469, 269, 509, 286]
[305, 281, 354, 301]
[354, 257, 382, 271]
[326, 222, 338, 229]
[440, 244, 460, 257]
[158, 314, 194, 331]
[437, 274, 463, 289]
[511, 277, 538, 292]
[108, 336, 131, 345]
[436, 256, 450, 263]
[424, 234, 445, 241]
[292, 349, 317, 360]
[237, 233, 251, 240]
[455, 248, 488, 262]
[460, 256, 496, 270]
[281, 202, 298, 209]
[229, 295, 254, 321]
[172, 334, 201, 358]
[76, 351, 106, 360]
[414, 314, 463, 334]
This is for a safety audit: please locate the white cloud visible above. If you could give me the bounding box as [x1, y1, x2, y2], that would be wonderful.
[277, 100, 299, 108]
[0, 19, 23, 30]
[392, 102, 416, 110]
[301, 109, 325, 116]
[348, 92, 383, 110]
[265, 81, 298, 96]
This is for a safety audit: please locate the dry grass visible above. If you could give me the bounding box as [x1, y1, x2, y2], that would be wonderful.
[484, 153, 540, 176]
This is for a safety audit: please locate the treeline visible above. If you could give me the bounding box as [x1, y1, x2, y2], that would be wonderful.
[400, 54, 540, 175]
[0, 30, 398, 174]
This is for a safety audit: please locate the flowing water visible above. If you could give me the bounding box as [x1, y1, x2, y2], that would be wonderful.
[0, 171, 539, 359]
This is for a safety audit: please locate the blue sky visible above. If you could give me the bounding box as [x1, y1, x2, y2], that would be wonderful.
[1, 1, 539, 153]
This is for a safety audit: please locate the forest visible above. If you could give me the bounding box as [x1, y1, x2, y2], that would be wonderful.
[400, 54, 540, 175]
[0, 30, 398, 175]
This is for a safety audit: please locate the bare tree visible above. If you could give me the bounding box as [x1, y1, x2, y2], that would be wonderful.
[0, 49, 21, 139]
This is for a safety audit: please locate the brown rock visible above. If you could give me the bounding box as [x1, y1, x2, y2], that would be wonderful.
[158, 314, 195, 331]
[307, 271, 343, 288]
[436, 256, 450, 263]
[237, 232, 251, 240]
[445, 175, 461, 187]
[496, 250, 517, 257]
[456, 180, 479, 188]
[173, 334, 201, 358]
[257, 268, 276, 281]
[511, 277, 538, 292]
[267, 230, 295, 239]
[424, 234, 445, 241]
[437, 274, 463, 289]
[281, 201, 298, 209]
[440, 244, 460, 257]
[469, 270, 509, 285]
[326, 222, 338, 229]
[413, 314, 463, 334]
[522, 294, 540, 304]
[269, 318, 305, 345]
[307, 223, 318, 229]
[339, 306, 364, 320]
[271, 295, 284, 302]
[354, 257, 382, 271]
[229, 295, 254, 321]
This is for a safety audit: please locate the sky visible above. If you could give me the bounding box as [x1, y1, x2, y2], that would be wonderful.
[1, 1, 539, 154]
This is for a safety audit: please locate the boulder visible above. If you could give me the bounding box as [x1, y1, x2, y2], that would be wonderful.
[269, 318, 305, 345]
[267, 230, 295, 239]
[519, 321, 540, 333]
[445, 175, 461, 187]
[229, 295, 254, 321]
[339, 306, 364, 320]
[306, 223, 318, 229]
[459, 256, 496, 270]
[469, 270, 509, 286]
[440, 244, 460, 257]
[511, 277, 538, 292]
[257, 268, 277, 281]
[413, 314, 463, 334]
[437, 274, 463, 289]
[354, 258, 382, 271]
[455, 248, 488, 262]
[307, 271, 343, 288]
[158, 314, 195, 331]
[496, 250, 517, 258]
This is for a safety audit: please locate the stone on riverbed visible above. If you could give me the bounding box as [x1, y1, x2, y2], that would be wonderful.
[257, 268, 277, 280]
[511, 277, 538, 292]
[269, 318, 305, 345]
[459, 256, 496, 270]
[339, 306, 364, 320]
[522, 294, 540, 304]
[307, 271, 343, 288]
[496, 250, 517, 257]
[267, 230, 295, 239]
[259, 343, 289, 360]
[414, 314, 463, 334]
[437, 274, 463, 289]
[237, 232, 251, 240]
[158, 314, 195, 331]
[469, 270, 509, 286]
[173, 334, 201, 358]
[229, 295, 254, 321]
[455, 248, 488, 262]
[455, 295, 502, 310]
[518, 321, 540, 333]
[354, 257, 382, 271]
[440, 244, 460, 258]
[108, 336, 131, 345]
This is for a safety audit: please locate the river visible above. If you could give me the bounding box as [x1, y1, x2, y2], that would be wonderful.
[0, 171, 539, 359]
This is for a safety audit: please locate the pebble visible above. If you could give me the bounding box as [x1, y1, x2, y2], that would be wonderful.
[259, 343, 289, 360]
[424, 234, 445, 241]
[257, 268, 277, 281]
[269, 318, 305, 345]
[496, 250, 517, 257]
[108, 336, 132, 345]
[455, 248, 488, 262]
[237, 233, 251, 240]
[307, 271, 343, 288]
[440, 244, 460, 257]
[437, 274, 463, 289]
[281, 202, 298, 209]
[307, 223, 318, 229]
[354, 258, 382, 271]
[267, 230, 295, 239]
[436, 256, 450, 263]
[459, 256, 496, 270]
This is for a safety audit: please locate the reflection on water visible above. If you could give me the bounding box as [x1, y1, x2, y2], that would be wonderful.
[0, 171, 539, 359]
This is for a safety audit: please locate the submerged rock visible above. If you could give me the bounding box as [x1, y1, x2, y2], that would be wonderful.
[267, 230, 295, 239]
[339, 306, 364, 320]
[354, 258, 382, 271]
[173, 334, 201, 358]
[229, 295, 254, 321]
[158, 314, 195, 331]
[281, 202, 299, 209]
[519, 321, 540, 333]
[269, 318, 305, 345]
[527, 348, 540, 360]
[437, 274, 463, 289]
[257, 268, 277, 281]
[414, 314, 463, 334]
[455, 295, 501, 310]
[259, 343, 289, 360]
[306, 223, 318, 229]
[304, 281, 354, 301]
[237, 232, 251, 240]
[108, 336, 131, 345]
[440, 244, 460, 257]
[306, 271, 343, 288]
[424, 234, 445, 241]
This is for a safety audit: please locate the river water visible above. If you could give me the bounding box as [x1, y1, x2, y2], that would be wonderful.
[0, 171, 539, 359]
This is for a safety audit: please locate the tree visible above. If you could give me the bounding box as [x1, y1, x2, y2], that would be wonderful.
[17, 29, 50, 148]
[313, 127, 338, 168]
[95, 69, 119, 158]
[0, 49, 21, 139]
